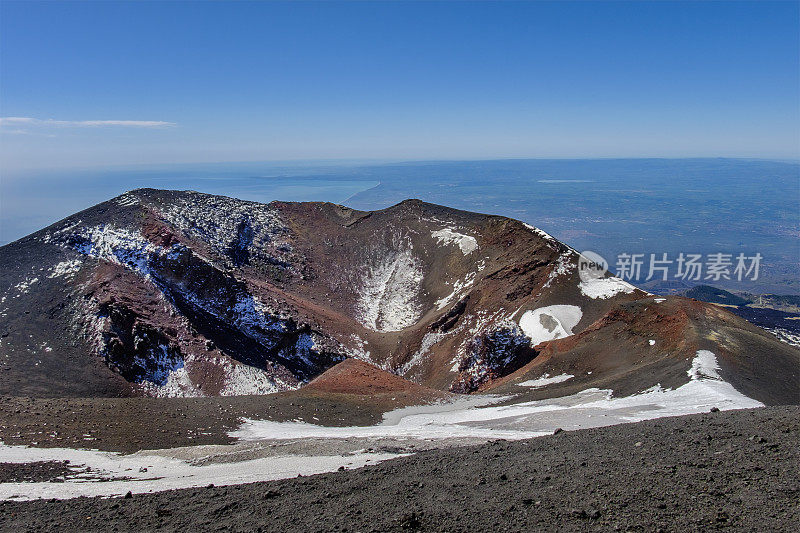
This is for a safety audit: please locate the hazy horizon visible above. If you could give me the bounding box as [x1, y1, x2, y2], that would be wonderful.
[2, 158, 797, 296]
[3, 155, 799, 180]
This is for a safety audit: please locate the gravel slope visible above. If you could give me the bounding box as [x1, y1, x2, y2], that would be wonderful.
[0, 391, 426, 453]
[1, 406, 797, 532]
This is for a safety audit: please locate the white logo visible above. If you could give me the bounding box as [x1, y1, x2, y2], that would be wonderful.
[578, 251, 608, 283]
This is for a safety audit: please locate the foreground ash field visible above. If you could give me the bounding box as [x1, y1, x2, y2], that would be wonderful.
[0, 190, 797, 528]
[2, 407, 797, 532]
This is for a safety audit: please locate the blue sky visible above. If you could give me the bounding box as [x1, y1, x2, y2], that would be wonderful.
[1, 1, 798, 173]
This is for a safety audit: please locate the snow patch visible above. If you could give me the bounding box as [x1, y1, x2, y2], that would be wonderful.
[12, 277, 38, 294]
[688, 350, 722, 381]
[345, 334, 372, 362]
[48, 259, 83, 279]
[763, 327, 800, 348]
[220, 364, 290, 396]
[523, 223, 556, 242]
[157, 191, 292, 269]
[131, 344, 185, 387]
[579, 276, 636, 299]
[231, 294, 288, 339]
[452, 321, 533, 391]
[431, 228, 478, 255]
[169, 285, 299, 365]
[0, 444, 402, 501]
[62, 224, 170, 278]
[115, 193, 140, 207]
[139, 366, 203, 398]
[518, 305, 582, 346]
[518, 373, 574, 388]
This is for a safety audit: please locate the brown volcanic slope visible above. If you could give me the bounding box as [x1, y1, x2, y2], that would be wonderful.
[304, 358, 446, 399]
[0, 189, 797, 404]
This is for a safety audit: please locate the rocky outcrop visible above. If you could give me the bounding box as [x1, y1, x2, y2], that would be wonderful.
[451, 323, 537, 393]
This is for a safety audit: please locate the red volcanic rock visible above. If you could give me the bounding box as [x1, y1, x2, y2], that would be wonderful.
[303, 358, 445, 399]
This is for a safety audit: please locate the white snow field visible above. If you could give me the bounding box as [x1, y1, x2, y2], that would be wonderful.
[431, 228, 478, 255]
[578, 276, 636, 299]
[518, 305, 583, 345]
[0, 351, 762, 501]
[0, 445, 404, 501]
[356, 245, 424, 332]
[233, 350, 761, 443]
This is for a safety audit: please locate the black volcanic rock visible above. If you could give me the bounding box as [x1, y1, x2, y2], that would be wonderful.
[451, 324, 536, 393]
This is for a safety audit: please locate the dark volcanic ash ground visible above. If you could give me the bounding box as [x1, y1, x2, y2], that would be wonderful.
[1, 406, 797, 533]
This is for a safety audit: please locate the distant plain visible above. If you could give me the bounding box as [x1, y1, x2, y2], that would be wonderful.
[2, 158, 797, 294]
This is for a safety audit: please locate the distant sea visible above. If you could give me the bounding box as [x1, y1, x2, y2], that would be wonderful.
[2, 158, 798, 295]
[0, 161, 381, 246]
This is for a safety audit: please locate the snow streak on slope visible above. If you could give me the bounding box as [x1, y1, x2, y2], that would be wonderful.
[518, 373, 575, 388]
[522, 223, 557, 243]
[435, 271, 476, 310]
[357, 246, 424, 332]
[401, 321, 466, 376]
[542, 252, 574, 289]
[689, 350, 722, 380]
